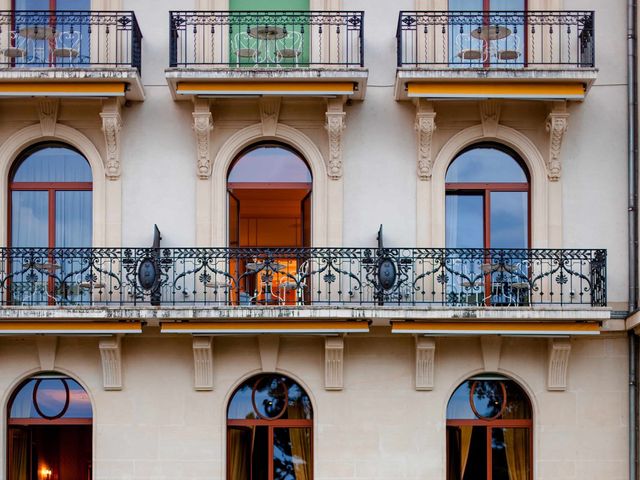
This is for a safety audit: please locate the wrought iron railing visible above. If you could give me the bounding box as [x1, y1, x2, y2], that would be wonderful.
[0, 247, 606, 307]
[397, 11, 594, 68]
[0, 10, 142, 72]
[169, 11, 364, 67]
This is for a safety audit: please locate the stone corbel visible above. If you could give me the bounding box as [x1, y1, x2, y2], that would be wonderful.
[547, 338, 571, 391]
[545, 101, 569, 181]
[36, 337, 58, 371]
[99, 335, 122, 390]
[260, 97, 281, 136]
[325, 336, 344, 390]
[479, 100, 501, 137]
[100, 98, 122, 180]
[193, 98, 214, 179]
[193, 336, 214, 391]
[480, 335, 502, 371]
[258, 335, 280, 372]
[325, 97, 346, 180]
[38, 98, 59, 136]
[415, 336, 436, 391]
[414, 100, 437, 181]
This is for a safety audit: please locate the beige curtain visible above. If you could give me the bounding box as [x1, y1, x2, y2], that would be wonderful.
[459, 426, 473, 480]
[504, 428, 529, 480]
[228, 428, 251, 480]
[8, 428, 28, 480]
[288, 428, 311, 480]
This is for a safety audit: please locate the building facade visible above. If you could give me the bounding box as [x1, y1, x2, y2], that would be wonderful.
[0, 0, 633, 479]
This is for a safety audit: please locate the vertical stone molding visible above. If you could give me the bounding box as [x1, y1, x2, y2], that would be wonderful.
[100, 99, 122, 180]
[99, 335, 122, 391]
[479, 100, 501, 137]
[545, 101, 569, 181]
[415, 100, 437, 181]
[415, 336, 436, 390]
[193, 336, 214, 391]
[547, 338, 572, 391]
[193, 98, 214, 179]
[37, 98, 59, 136]
[480, 335, 503, 372]
[325, 98, 346, 180]
[325, 336, 344, 390]
[259, 97, 281, 136]
[258, 335, 280, 372]
[36, 337, 58, 371]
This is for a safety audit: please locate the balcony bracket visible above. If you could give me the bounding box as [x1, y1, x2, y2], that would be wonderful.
[260, 97, 281, 137]
[325, 97, 347, 180]
[100, 99, 122, 180]
[480, 335, 503, 371]
[479, 100, 501, 138]
[415, 336, 436, 391]
[193, 335, 214, 391]
[545, 101, 570, 181]
[98, 335, 122, 391]
[36, 336, 58, 371]
[193, 98, 214, 179]
[415, 99, 437, 181]
[325, 336, 344, 390]
[547, 338, 572, 391]
[37, 98, 59, 136]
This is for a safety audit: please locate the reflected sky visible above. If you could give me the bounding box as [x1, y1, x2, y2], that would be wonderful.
[446, 147, 527, 183]
[448, 0, 525, 10]
[10, 377, 92, 419]
[13, 146, 92, 183]
[228, 147, 312, 183]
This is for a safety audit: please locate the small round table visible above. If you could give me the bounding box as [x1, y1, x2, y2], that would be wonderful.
[19, 25, 56, 40]
[470, 25, 512, 41]
[248, 26, 287, 40]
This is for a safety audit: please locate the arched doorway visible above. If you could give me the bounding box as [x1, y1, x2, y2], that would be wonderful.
[227, 143, 312, 305]
[446, 374, 532, 480]
[227, 374, 313, 480]
[8, 142, 93, 305]
[7, 373, 93, 480]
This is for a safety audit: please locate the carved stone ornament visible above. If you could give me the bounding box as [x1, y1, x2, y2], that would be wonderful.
[547, 338, 571, 391]
[99, 335, 122, 391]
[325, 336, 344, 390]
[193, 102, 213, 179]
[415, 111, 437, 181]
[325, 111, 346, 180]
[193, 336, 214, 391]
[415, 336, 435, 391]
[479, 100, 501, 137]
[100, 103, 122, 180]
[260, 97, 281, 136]
[545, 108, 569, 182]
[38, 98, 59, 136]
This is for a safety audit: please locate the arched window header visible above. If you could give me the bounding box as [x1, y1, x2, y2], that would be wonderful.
[446, 143, 528, 184]
[11, 142, 92, 183]
[228, 143, 312, 184]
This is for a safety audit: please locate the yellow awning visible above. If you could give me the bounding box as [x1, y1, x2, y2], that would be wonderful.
[176, 81, 355, 97]
[0, 322, 142, 335]
[407, 82, 585, 100]
[391, 321, 599, 336]
[161, 321, 369, 335]
[0, 82, 126, 97]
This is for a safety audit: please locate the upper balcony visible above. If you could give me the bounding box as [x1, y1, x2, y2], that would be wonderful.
[395, 10, 597, 101]
[166, 10, 368, 101]
[0, 10, 143, 101]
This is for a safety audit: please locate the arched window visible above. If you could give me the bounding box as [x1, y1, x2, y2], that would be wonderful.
[446, 375, 532, 480]
[9, 143, 92, 305]
[7, 373, 93, 480]
[227, 374, 313, 479]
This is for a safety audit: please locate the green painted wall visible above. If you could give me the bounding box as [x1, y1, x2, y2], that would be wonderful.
[229, 0, 309, 11]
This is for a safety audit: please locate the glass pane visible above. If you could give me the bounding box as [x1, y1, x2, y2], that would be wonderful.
[254, 376, 288, 419]
[491, 0, 525, 10]
[14, 0, 49, 9]
[228, 147, 312, 183]
[11, 191, 48, 247]
[230, 0, 309, 9]
[490, 192, 527, 249]
[449, 0, 482, 10]
[446, 147, 527, 183]
[446, 426, 488, 480]
[57, 0, 91, 9]
[13, 146, 91, 182]
[493, 428, 530, 480]
[228, 427, 252, 480]
[448, 377, 532, 420]
[446, 194, 484, 248]
[55, 191, 92, 247]
[10, 377, 92, 419]
[273, 428, 312, 480]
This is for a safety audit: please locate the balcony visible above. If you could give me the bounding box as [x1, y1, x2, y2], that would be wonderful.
[0, 10, 143, 100]
[395, 11, 597, 101]
[166, 10, 368, 100]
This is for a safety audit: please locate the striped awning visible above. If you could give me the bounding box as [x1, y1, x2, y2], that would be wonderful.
[0, 322, 142, 335]
[176, 81, 355, 97]
[407, 82, 586, 100]
[391, 321, 599, 336]
[161, 321, 369, 335]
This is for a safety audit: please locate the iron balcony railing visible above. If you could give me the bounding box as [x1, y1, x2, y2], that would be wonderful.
[397, 11, 594, 68]
[0, 247, 606, 308]
[0, 10, 142, 73]
[169, 11, 364, 68]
